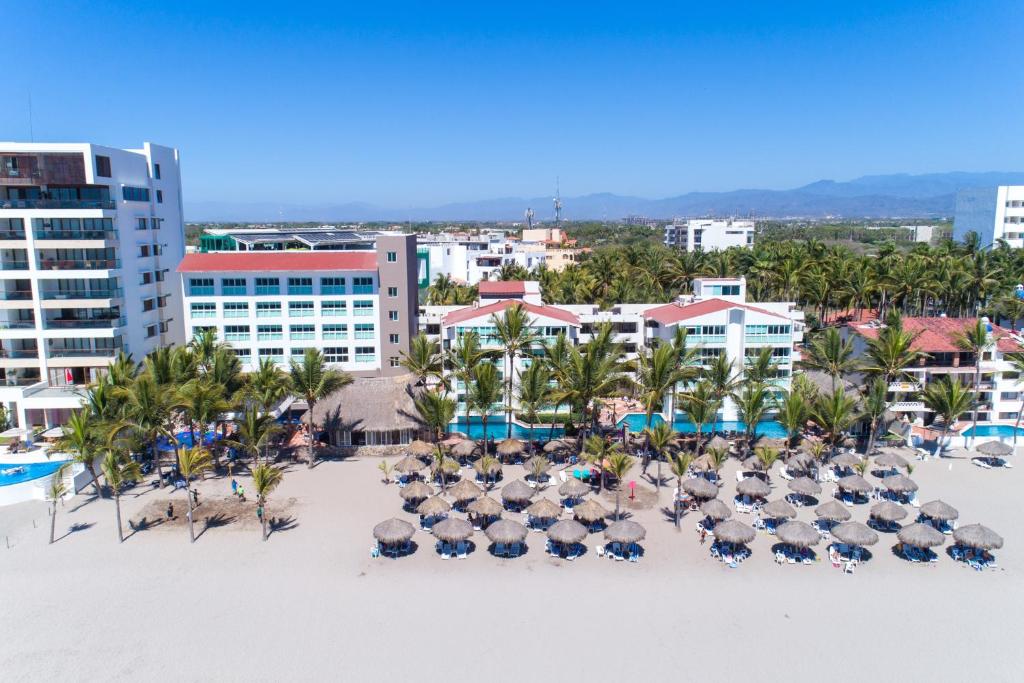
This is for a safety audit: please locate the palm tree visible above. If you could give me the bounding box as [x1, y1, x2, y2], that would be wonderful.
[635, 342, 687, 477]
[489, 304, 540, 438]
[113, 373, 179, 487]
[668, 451, 694, 528]
[676, 381, 721, 457]
[100, 450, 142, 543]
[224, 405, 281, 466]
[46, 463, 70, 544]
[431, 444, 451, 493]
[754, 446, 780, 474]
[56, 411, 102, 499]
[445, 329, 489, 425]
[644, 421, 677, 496]
[920, 377, 974, 456]
[516, 361, 551, 454]
[705, 446, 729, 481]
[862, 326, 925, 385]
[176, 378, 230, 472]
[251, 463, 283, 541]
[241, 357, 289, 412]
[178, 446, 212, 543]
[776, 390, 810, 460]
[401, 332, 444, 389]
[540, 332, 572, 442]
[467, 362, 502, 459]
[105, 351, 138, 388]
[733, 382, 774, 459]
[478, 454, 500, 490]
[413, 391, 457, 442]
[583, 434, 619, 493]
[605, 451, 635, 520]
[862, 377, 889, 456]
[800, 328, 857, 392]
[288, 349, 353, 468]
[703, 353, 741, 405]
[555, 326, 628, 438]
[189, 328, 221, 374]
[955, 320, 989, 447]
[1006, 352, 1024, 447]
[810, 388, 859, 459]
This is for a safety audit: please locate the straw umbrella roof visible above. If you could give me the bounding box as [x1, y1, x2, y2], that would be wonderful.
[558, 477, 591, 498]
[311, 374, 421, 435]
[451, 440, 479, 459]
[526, 498, 562, 519]
[777, 521, 820, 547]
[543, 438, 574, 453]
[683, 477, 719, 499]
[788, 476, 822, 496]
[920, 500, 959, 522]
[700, 498, 732, 521]
[432, 518, 473, 543]
[832, 521, 879, 547]
[372, 518, 415, 544]
[417, 496, 452, 516]
[838, 474, 872, 493]
[740, 456, 764, 472]
[604, 520, 646, 544]
[496, 438, 525, 457]
[408, 440, 436, 457]
[815, 500, 852, 522]
[712, 520, 756, 545]
[500, 479, 535, 503]
[786, 452, 813, 470]
[432, 458, 460, 475]
[394, 455, 427, 474]
[547, 519, 587, 545]
[737, 476, 770, 498]
[448, 479, 483, 502]
[975, 440, 1013, 457]
[485, 519, 528, 545]
[898, 522, 945, 549]
[758, 437, 789, 450]
[874, 451, 910, 469]
[525, 455, 550, 473]
[870, 501, 908, 522]
[473, 459, 502, 476]
[761, 499, 797, 520]
[400, 480, 434, 501]
[467, 496, 503, 517]
[572, 499, 609, 523]
[690, 454, 713, 472]
[882, 474, 918, 493]
[953, 524, 1004, 550]
[707, 435, 730, 451]
[832, 452, 862, 468]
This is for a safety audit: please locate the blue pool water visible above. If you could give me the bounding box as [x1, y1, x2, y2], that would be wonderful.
[452, 418, 565, 440]
[157, 431, 222, 451]
[960, 424, 1024, 438]
[0, 460, 70, 487]
[617, 413, 788, 439]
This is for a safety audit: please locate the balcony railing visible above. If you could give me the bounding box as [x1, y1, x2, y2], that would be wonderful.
[686, 334, 727, 345]
[255, 286, 280, 296]
[744, 334, 791, 344]
[33, 229, 118, 241]
[47, 348, 118, 358]
[0, 199, 115, 210]
[0, 376, 43, 386]
[0, 349, 38, 359]
[44, 317, 125, 330]
[0, 321, 35, 329]
[37, 258, 120, 270]
[41, 288, 123, 300]
[0, 290, 32, 301]
[222, 286, 247, 296]
[0, 230, 26, 240]
[0, 261, 29, 270]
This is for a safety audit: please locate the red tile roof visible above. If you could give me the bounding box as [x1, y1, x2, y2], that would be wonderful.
[178, 251, 377, 273]
[478, 281, 527, 296]
[853, 317, 1023, 353]
[643, 298, 788, 325]
[442, 300, 579, 326]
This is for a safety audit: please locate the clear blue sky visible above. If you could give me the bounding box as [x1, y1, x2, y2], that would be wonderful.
[5, 1, 1022, 208]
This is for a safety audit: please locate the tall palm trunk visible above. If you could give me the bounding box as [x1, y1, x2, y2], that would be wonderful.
[306, 397, 316, 468]
[866, 417, 879, 458]
[262, 507, 268, 541]
[185, 488, 196, 543]
[87, 463, 103, 499]
[505, 352, 514, 439]
[49, 501, 57, 544]
[114, 493, 124, 543]
[547, 400, 562, 443]
[674, 474, 682, 528]
[481, 415, 489, 459]
[1015, 397, 1024, 448]
[970, 358, 981, 447]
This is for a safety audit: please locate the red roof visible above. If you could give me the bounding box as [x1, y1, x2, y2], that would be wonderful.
[178, 251, 377, 273]
[643, 298, 788, 325]
[442, 300, 579, 326]
[478, 281, 527, 296]
[853, 317, 1023, 353]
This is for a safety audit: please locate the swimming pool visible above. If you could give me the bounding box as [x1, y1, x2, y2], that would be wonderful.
[0, 460, 70, 487]
[616, 413, 788, 439]
[960, 424, 1024, 438]
[452, 418, 565, 440]
[157, 431, 222, 451]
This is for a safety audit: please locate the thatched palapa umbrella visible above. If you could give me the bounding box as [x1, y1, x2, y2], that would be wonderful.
[975, 441, 1012, 457]
[815, 500, 852, 522]
[408, 440, 435, 458]
[761, 499, 797, 520]
[837, 474, 872, 494]
[953, 524, 1004, 550]
[543, 438, 574, 454]
[448, 478, 483, 503]
[831, 521, 879, 547]
[920, 500, 959, 522]
[788, 476, 821, 497]
[882, 474, 918, 493]
[870, 501, 907, 523]
[467, 496, 503, 517]
[683, 477, 718, 499]
[777, 521, 820, 548]
[785, 452, 813, 473]
[737, 476, 770, 499]
[451, 440, 479, 459]
[501, 479, 535, 504]
[496, 438, 524, 460]
[372, 518, 415, 545]
[712, 520, 756, 545]
[473, 458, 502, 477]
[432, 517, 473, 543]
[707, 435, 730, 452]
[874, 450, 911, 469]
[485, 519, 528, 545]
[400, 480, 433, 502]
[604, 520, 646, 544]
[898, 522, 945, 549]
[700, 498, 731, 521]
[526, 498, 562, 519]
[417, 496, 451, 517]
[394, 455, 427, 474]
[547, 519, 587, 545]
[572, 499, 609, 524]
[832, 452, 862, 468]
[558, 477, 591, 498]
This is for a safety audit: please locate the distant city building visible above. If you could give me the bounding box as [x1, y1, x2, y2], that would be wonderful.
[624, 215, 659, 227]
[0, 141, 185, 430]
[954, 185, 1024, 248]
[863, 224, 950, 244]
[663, 218, 755, 251]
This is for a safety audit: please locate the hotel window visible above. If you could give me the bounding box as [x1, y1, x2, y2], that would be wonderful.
[192, 325, 215, 338]
[388, 310, 399, 321]
[257, 324, 283, 341]
[224, 302, 249, 318]
[151, 217, 161, 230]
[322, 300, 346, 316]
[145, 324, 158, 338]
[288, 277, 313, 295]
[324, 347, 349, 363]
[189, 278, 214, 296]
[387, 286, 398, 298]
[354, 323, 375, 339]
[153, 163, 161, 179]
[355, 346, 376, 363]
[353, 300, 373, 316]
[142, 297, 156, 312]
[386, 251, 397, 263]
[156, 190, 163, 203]
[388, 333, 400, 344]
[322, 323, 348, 340]
[233, 348, 251, 362]
[321, 277, 345, 295]
[291, 347, 312, 359]
[122, 186, 150, 202]
[389, 356, 401, 368]
[222, 278, 247, 296]
[290, 324, 315, 340]
[289, 301, 314, 317]
[255, 277, 280, 295]
[353, 277, 373, 294]
[258, 347, 284, 363]
[190, 302, 216, 318]
[224, 325, 250, 342]
[137, 217, 148, 231]
[256, 302, 281, 318]
[95, 155, 111, 177]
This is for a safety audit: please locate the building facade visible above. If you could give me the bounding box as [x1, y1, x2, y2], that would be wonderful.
[954, 186, 1024, 248]
[0, 142, 185, 429]
[663, 218, 755, 251]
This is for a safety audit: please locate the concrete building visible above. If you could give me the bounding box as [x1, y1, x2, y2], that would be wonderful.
[954, 186, 1024, 248]
[178, 234, 418, 377]
[663, 218, 756, 251]
[0, 142, 185, 429]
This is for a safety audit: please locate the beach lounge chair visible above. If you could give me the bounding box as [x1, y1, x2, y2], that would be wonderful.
[787, 553, 796, 564]
[495, 542, 507, 557]
[775, 550, 785, 564]
[440, 543, 451, 560]
[456, 541, 468, 559]
[370, 545, 380, 558]
[596, 544, 605, 558]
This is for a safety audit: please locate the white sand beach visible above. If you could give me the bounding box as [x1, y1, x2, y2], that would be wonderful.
[1, 451, 1021, 682]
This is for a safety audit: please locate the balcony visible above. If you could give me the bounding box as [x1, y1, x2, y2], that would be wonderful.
[255, 286, 280, 296]
[0, 198, 115, 210]
[41, 288, 123, 300]
[0, 261, 29, 270]
[37, 258, 120, 271]
[47, 348, 118, 359]
[0, 349, 38, 359]
[0, 290, 32, 301]
[352, 285, 373, 294]
[44, 317, 125, 330]
[744, 334, 791, 345]
[0, 321, 35, 330]
[686, 334, 727, 345]
[0, 376, 43, 387]
[33, 228, 118, 241]
[222, 286, 247, 296]
[0, 229, 26, 240]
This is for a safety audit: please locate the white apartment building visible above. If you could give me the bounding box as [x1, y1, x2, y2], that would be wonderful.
[178, 234, 418, 377]
[954, 185, 1024, 248]
[0, 142, 185, 430]
[419, 277, 804, 423]
[663, 218, 756, 252]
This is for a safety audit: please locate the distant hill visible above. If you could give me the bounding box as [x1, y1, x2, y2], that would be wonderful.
[186, 171, 1024, 222]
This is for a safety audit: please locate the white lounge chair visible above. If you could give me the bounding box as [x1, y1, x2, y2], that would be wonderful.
[595, 544, 605, 558]
[456, 541, 468, 559]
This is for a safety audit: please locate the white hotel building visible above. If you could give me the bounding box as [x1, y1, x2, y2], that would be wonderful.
[0, 142, 185, 430]
[954, 185, 1024, 248]
[663, 218, 756, 252]
[419, 277, 804, 422]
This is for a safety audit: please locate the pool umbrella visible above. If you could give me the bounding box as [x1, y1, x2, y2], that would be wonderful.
[467, 496, 503, 517]
[712, 520, 756, 545]
[874, 451, 911, 469]
[761, 499, 797, 520]
[547, 519, 587, 545]
[707, 435, 730, 452]
[831, 521, 879, 547]
[558, 478, 591, 498]
[683, 477, 718, 499]
[815, 500, 852, 522]
[432, 518, 473, 543]
[953, 524, 1004, 550]
[526, 498, 562, 519]
[496, 438, 524, 458]
[898, 522, 945, 549]
[400, 480, 433, 502]
[741, 456, 764, 472]
[700, 498, 732, 521]
[777, 521, 820, 547]
[451, 440, 479, 459]
[448, 479, 483, 503]
[737, 476, 770, 498]
[690, 454, 713, 472]
[920, 500, 959, 522]
[604, 520, 646, 544]
[837, 474, 872, 494]
[572, 499, 609, 524]
[832, 452, 862, 468]
[882, 474, 918, 493]
[417, 496, 452, 517]
[500, 479, 535, 503]
[394, 455, 427, 474]
[543, 438, 574, 454]
[408, 440, 436, 458]
[485, 519, 528, 545]
[870, 501, 908, 523]
[473, 459, 502, 477]
[788, 476, 822, 497]
[372, 518, 415, 545]
[975, 441, 1012, 457]
[785, 452, 813, 472]
[431, 459, 460, 476]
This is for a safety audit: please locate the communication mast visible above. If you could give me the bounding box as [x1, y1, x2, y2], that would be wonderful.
[525, 208, 534, 230]
[553, 177, 563, 224]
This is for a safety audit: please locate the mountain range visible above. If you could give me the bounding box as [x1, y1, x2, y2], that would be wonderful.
[186, 171, 1024, 223]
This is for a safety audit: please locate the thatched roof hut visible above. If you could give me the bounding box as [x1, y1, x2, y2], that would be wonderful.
[761, 499, 797, 520]
[683, 477, 718, 499]
[372, 518, 415, 545]
[953, 524, 1004, 550]
[417, 496, 451, 517]
[837, 474, 872, 493]
[882, 474, 918, 493]
[399, 480, 433, 502]
[544, 438, 575, 454]
[832, 452, 862, 468]
[496, 438, 524, 457]
[700, 498, 732, 521]
[500, 479, 535, 503]
[815, 500, 852, 522]
[447, 479, 483, 503]
[547, 520, 587, 545]
[874, 450, 911, 469]
[473, 458, 502, 476]
[604, 520, 646, 544]
[485, 519, 528, 545]
[737, 476, 770, 498]
[870, 501, 908, 523]
[975, 441, 1012, 457]
[451, 440, 479, 459]
[831, 521, 879, 547]
[777, 521, 820, 548]
[572, 499, 609, 524]
[898, 522, 945, 549]
[526, 498, 562, 519]
[713, 520, 756, 545]
[394, 455, 427, 474]
[407, 440, 435, 457]
[707, 435, 730, 452]
[787, 476, 821, 497]
[920, 500, 959, 522]
[558, 478, 591, 498]
[467, 496, 503, 517]
[312, 374, 422, 447]
[432, 518, 473, 543]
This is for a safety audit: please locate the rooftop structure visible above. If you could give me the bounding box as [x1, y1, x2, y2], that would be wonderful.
[664, 218, 755, 252]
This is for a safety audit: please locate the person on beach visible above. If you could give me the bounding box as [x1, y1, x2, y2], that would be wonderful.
[238, 486, 246, 502]
[192, 489, 199, 506]
[166, 502, 173, 519]
[700, 528, 707, 545]
[231, 478, 238, 495]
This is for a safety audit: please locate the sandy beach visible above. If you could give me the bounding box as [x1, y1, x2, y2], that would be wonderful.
[1, 450, 1021, 682]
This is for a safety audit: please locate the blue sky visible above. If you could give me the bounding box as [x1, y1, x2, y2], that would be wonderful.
[4, 1, 1022, 207]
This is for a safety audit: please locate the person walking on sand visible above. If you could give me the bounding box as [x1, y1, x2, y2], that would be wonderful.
[238, 485, 246, 502]
[700, 528, 707, 545]
[166, 502, 174, 519]
[231, 478, 238, 496]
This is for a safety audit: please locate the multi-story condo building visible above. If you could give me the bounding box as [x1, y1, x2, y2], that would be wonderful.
[663, 218, 756, 252]
[0, 142, 184, 430]
[954, 185, 1024, 248]
[419, 276, 804, 424]
[178, 233, 418, 377]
